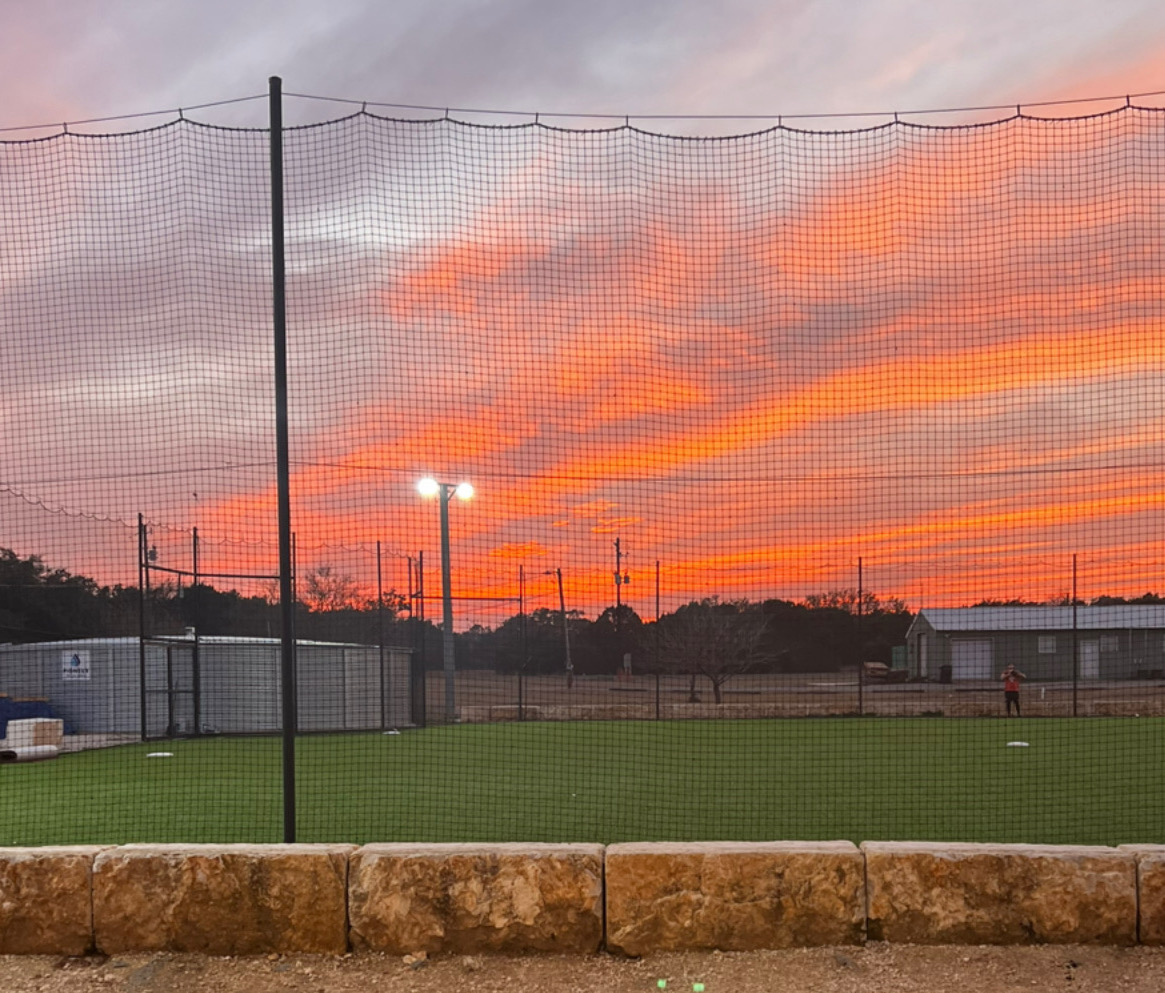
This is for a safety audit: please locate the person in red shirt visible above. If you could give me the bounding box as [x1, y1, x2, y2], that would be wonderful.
[1001, 664, 1026, 716]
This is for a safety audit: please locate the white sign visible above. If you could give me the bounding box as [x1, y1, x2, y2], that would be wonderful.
[61, 651, 91, 681]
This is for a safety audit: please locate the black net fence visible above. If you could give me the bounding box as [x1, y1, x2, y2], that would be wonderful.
[2, 98, 1165, 846]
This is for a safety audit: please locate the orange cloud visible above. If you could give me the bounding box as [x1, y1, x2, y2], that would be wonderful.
[13, 108, 1165, 623]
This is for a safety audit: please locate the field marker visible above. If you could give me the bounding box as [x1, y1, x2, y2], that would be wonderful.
[1006, 741, 1030, 747]
[146, 752, 173, 758]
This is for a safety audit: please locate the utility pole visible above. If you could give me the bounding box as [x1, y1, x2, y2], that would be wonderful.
[613, 537, 630, 609]
[556, 567, 573, 687]
[614, 538, 623, 609]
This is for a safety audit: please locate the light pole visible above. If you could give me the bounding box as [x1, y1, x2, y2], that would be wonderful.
[417, 477, 474, 721]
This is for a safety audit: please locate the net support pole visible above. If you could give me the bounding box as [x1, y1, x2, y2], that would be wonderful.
[1072, 554, 1079, 717]
[137, 514, 148, 741]
[377, 540, 386, 731]
[857, 557, 864, 715]
[270, 75, 297, 843]
[439, 485, 456, 722]
[415, 551, 426, 727]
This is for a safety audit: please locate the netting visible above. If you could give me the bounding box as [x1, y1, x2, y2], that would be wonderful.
[2, 101, 1164, 846]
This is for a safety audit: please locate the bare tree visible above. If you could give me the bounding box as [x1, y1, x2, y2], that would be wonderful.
[804, 588, 906, 614]
[655, 597, 771, 703]
[301, 565, 366, 613]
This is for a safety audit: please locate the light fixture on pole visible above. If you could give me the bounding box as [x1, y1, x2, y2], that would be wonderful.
[417, 477, 474, 721]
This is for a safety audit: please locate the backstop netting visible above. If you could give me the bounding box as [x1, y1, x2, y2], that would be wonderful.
[1, 101, 1164, 846]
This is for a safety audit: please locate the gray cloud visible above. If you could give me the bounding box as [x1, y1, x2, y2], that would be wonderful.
[5, 0, 1165, 134]
[4, 2, 1165, 611]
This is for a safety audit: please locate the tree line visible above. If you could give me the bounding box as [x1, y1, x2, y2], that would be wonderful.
[0, 548, 913, 678]
[8, 548, 1165, 698]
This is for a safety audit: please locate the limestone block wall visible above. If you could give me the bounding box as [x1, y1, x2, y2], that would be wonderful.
[863, 842, 1137, 944]
[0, 846, 103, 955]
[1119, 845, 1165, 944]
[348, 843, 604, 954]
[605, 841, 865, 954]
[1, 841, 1163, 956]
[92, 844, 353, 955]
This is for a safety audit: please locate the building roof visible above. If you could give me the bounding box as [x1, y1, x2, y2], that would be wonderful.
[916, 606, 1165, 633]
[0, 635, 370, 650]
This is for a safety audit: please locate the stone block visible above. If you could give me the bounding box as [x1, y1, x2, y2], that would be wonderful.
[863, 842, 1136, 944]
[348, 843, 603, 954]
[1119, 845, 1165, 944]
[92, 844, 352, 954]
[0, 847, 103, 955]
[604, 841, 865, 954]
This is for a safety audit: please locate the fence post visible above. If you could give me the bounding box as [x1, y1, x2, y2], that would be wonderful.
[270, 74, 297, 844]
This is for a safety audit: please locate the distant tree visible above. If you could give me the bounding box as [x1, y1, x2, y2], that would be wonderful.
[300, 565, 369, 613]
[177, 582, 281, 637]
[804, 588, 906, 615]
[575, 604, 642, 675]
[1092, 593, 1165, 605]
[491, 607, 579, 675]
[0, 548, 110, 642]
[970, 598, 1039, 607]
[294, 565, 406, 644]
[655, 598, 770, 703]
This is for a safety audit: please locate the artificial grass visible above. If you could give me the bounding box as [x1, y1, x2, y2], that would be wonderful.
[1, 717, 1161, 847]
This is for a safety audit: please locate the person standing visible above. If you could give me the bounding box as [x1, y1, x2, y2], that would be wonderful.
[1001, 664, 1026, 716]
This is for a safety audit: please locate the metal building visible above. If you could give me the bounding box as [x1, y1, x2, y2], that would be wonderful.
[906, 606, 1165, 681]
[0, 636, 412, 738]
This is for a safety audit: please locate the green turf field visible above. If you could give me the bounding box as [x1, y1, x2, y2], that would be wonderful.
[1, 717, 1161, 847]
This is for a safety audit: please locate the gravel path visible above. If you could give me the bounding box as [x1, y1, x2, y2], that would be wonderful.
[4, 945, 1165, 993]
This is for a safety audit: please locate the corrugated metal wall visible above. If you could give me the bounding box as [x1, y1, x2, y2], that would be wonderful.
[0, 638, 411, 737]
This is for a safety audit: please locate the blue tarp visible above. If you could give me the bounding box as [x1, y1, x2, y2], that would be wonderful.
[0, 698, 68, 738]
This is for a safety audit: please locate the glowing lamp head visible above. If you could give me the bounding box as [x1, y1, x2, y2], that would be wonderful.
[454, 482, 474, 501]
[416, 477, 441, 498]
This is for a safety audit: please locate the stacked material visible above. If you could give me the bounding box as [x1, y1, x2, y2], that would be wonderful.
[0, 718, 62, 762]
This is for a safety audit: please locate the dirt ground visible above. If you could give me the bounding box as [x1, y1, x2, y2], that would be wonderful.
[430, 671, 1165, 721]
[4, 945, 1165, 993]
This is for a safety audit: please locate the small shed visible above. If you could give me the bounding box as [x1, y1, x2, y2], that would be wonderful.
[905, 606, 1165, 681]
[0, 636, 412, 738]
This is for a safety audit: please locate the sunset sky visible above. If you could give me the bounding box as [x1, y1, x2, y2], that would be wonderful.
[2, 2, 1165, 623]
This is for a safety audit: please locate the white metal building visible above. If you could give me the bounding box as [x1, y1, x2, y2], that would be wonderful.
[906, 606, 1165, 681]
[0, 636, 412, 737]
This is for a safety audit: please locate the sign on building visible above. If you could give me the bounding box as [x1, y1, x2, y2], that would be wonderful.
[61, 651, 91, 681]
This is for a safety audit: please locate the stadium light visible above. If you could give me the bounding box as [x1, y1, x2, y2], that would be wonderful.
[416, 477, 474, 721]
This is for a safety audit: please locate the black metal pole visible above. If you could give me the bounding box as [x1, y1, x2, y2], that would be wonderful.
[518, 565, 525, 721]
[439, 486, 456, 721]
[416, 550, 426, 727]
[377, 541, 386, 730]
[857, 557, 864, 716]
[191, 528, 201, 736]
[655, 560, 661, 720]
[1072, 553, 1079, 717]
[138, 515, 148, 741]
[270, 75, 297, 843]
